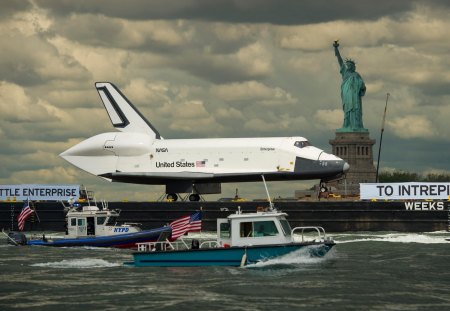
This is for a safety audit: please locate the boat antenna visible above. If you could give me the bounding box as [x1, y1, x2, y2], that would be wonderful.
[376, 93, 390, 182]
[261, 175, 274, 211]
[83, 185, 91, 206]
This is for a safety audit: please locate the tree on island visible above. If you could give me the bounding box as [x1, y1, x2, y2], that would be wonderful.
[378, 170, 450, 182]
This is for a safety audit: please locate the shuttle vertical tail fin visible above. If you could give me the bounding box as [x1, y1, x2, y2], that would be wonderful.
[95, 82, 162, 139]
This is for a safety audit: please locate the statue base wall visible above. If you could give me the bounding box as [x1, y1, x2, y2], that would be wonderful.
[329, 131, 377, 193]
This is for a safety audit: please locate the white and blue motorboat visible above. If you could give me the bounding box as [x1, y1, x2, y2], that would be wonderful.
[7, 204, 171, 248]
[127, 208, 335, 267]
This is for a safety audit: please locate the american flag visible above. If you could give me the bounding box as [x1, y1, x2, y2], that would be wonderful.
[169, 211, 202, 240]
[196, 160, 206, 167]
[18, 199, 34, 231]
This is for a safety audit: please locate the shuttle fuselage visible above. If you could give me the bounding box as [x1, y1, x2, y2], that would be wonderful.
[60, 83, 349, 200]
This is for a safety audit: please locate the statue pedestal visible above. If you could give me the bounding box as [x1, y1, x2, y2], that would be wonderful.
[329, 131, 377, 192]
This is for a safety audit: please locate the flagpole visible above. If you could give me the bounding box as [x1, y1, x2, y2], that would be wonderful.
[1, 229, 18, 245]
[30, 199, 41, 223]
[10, 204, 15, 230]
[376, 93, 390, 182]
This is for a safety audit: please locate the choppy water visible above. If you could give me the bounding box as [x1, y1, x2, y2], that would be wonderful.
[1, 232, 450, 311]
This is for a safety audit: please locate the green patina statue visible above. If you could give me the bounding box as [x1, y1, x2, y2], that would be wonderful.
[333, 41, 368, 132]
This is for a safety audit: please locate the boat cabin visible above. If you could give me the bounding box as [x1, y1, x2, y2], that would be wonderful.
[217, 210, 294, 247]
[66, 206, 141, 238]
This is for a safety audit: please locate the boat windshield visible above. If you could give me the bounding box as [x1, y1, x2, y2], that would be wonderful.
[97, 216, 107, 225]
[106, 217, 118, 226]
[240, 220, 279, 237]
[280, 219, 292, 236]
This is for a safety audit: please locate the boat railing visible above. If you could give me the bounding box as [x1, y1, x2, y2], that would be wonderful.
[291, 226, 327, 242]
[100, 200, 108, 210]
[136, 240, 191, 252]
[199, 240, 219, 248]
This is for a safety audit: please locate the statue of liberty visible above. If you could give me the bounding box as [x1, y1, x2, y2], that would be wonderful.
[333, 41, 368, 132]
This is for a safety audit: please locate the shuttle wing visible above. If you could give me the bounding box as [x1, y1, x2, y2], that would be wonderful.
[98, 170, 299, 184]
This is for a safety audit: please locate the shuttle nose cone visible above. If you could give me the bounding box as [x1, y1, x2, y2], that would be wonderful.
[343, 162, 350, 172]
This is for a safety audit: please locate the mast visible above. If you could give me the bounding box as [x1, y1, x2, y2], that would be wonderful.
[376, 93, 390, 182]
[261, 175, 274, 210]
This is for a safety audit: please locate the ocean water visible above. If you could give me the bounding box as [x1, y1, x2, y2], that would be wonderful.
[1, 232, 449, 311]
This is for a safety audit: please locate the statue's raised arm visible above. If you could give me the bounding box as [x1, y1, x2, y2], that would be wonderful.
[333, 40, 344, 70]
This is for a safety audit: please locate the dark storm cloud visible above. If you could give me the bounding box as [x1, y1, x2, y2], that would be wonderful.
[177, 56, 267, 83]
[0, 33, 50, 85]
[0, 0, 32, 20]
[416, 81, 450, 97]
[50, 15, 186, 54]
[379, 136, 450, 172]
[50, 15, 125, 47]
[36, 0, 419, 24]
[0, 32, 90, 86]
[49, 14, 257, 58]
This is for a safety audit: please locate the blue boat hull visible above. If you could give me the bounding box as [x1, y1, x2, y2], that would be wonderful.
[27, 227, 171, 248]
[129, 242, 335, 267]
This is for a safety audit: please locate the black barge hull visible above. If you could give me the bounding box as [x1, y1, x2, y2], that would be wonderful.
[1, 201, 448, 232]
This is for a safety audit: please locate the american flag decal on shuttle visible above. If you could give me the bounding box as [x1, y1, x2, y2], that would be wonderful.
[196, 160, 206, 167]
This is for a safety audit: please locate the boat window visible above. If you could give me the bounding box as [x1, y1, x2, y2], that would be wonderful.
[70, 218, 76, 226]
[106, 216, 117, 225]
[77, 218, 85, 226]
[219, 222, 230, 238]
[96, 216, 107, 225]
[294, 141, 311, 148]
[240, 221, 279, 237]
[280, 219, 292, 236]
[240, 222, 253, 237]
[253, 221, 279, 237]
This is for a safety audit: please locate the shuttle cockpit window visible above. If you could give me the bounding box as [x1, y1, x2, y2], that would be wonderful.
[294, 141, 310, 148]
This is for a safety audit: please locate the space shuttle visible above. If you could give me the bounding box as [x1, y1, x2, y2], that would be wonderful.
[60, 82, 349, 201]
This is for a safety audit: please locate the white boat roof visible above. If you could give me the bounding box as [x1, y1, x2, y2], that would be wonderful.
[227, 210, 288, 220]
[67, 206, 118, 216]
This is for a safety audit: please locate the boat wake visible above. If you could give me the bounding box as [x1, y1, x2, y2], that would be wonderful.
[337, 232, 450, 244]
[247, 245, 335, 268]
[31, 258, 121, 269]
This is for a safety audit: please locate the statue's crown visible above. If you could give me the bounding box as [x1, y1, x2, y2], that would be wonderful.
[345, 58, 355, 65]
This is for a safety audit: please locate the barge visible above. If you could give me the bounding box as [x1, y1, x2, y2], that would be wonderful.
[1, 200, 448, 233]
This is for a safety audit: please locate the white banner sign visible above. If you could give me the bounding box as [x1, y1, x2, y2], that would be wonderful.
[0, 184, 80, 201]
[360, 182, 450, 200]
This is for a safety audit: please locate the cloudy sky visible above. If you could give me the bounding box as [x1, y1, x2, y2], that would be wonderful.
[1, 0, 449, 201]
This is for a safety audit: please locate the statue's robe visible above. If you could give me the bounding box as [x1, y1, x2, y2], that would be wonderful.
[340, 65, 366, 130]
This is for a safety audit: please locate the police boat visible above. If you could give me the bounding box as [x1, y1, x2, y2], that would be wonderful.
[7, 203, 171, 248]
[126, 207, 335, 267]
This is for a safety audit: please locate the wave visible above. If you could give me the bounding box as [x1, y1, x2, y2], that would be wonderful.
[247, 245, 335, 268]
[31, 258, 121, 269]
[336, 233, 450, 244]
